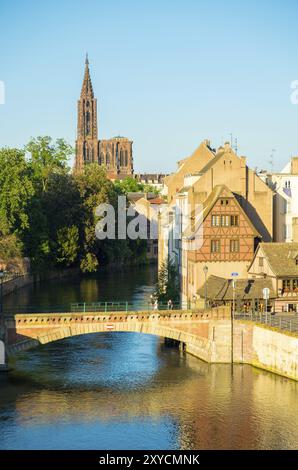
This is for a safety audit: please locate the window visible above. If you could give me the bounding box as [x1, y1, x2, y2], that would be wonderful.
[284, 224, 292, 239]
[230, 215, 239, 226]
[230, 239, 239, 252]
[221, 215, 229, 227]
[282, 279, 291, 291]
[211, 214, 220, 227]
[259, 257, 264, 267]
[211, 239, 220, 253]
[220, 199, 229, 205]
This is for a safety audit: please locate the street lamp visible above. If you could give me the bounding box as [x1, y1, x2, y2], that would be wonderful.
[232, 279, 236, 320]
[203, 265, 208, 309]
[231, 279, 236, 364]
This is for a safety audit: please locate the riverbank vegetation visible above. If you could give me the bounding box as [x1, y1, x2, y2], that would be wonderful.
[155, 260, 180, 302]
[0, 136, 152, 274]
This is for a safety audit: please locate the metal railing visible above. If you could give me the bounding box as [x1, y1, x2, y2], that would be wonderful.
[235, 312, 298, 333]
[2, 300, 189, 315]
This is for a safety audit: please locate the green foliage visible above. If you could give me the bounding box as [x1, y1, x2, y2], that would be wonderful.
[114, 176, 160, 196]
[0, 234, 22, 261]
[0, 148, 35, 235]
[80, 252, 99, 273]
[56, 226, 79, 267]
[0, 139, 149, 274]
[114, 176, 143, 194]
[155, 260, 180, 302]
[26, 136, 73, 192]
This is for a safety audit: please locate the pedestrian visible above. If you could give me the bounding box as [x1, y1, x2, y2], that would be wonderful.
[167, 299, 173, 310]
[154, 299, 158, 310]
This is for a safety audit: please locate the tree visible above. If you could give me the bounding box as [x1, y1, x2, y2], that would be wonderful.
[0, 148, 34, 235]
[0, 234, 22, 261]
[56, 226, 79, 267]
[114, 176, 160, 195]
[80, 252, 99, 273]
[26, 136, 73, 193]
[155, 259, 180, 302]
[114, 176, 143, 194]
[21, 171, 82, 271]
[74, 164, 117, 271]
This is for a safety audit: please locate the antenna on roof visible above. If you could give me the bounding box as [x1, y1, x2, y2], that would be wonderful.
[235, 138, 238, 155]
[269, 149, 276, 174]
[229, 133, 238, 154]
[229, 133, 233, 148]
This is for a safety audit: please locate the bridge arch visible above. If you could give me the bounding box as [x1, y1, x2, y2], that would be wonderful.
[5, 307, 230, 364]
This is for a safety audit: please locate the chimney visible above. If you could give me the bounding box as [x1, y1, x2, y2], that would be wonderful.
[291, 157, 298, 175]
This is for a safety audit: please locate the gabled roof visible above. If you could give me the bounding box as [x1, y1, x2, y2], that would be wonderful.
[164, 140, 216, 192]
[197, 275, 274, 301]
[250, 242, 298, 277]
[196, 150, 225, 175]
[183, 184, 260, 239]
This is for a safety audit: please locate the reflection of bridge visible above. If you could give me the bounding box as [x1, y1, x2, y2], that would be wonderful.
[1, 305, 298, 381]
[0, 307, 231, 368]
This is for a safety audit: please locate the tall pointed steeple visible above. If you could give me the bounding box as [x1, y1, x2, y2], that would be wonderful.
[75, 55, 99, 171]
[80, 52, 94, 98]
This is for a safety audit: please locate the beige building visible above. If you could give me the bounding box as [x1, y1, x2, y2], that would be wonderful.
[259, 157, 298, 243]
[159, 140, 274, 303]
[248, 242, 298, 313]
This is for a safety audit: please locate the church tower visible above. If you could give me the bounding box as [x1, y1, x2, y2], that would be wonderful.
[74, 55, 133, 177]
[75, 55, 99, 171]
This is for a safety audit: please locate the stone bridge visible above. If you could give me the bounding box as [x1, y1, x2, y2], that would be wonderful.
[0, 306, 232, 367]
[1, 306, 298, 381]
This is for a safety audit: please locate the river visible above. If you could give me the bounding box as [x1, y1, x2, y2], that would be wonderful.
[1, 265, 298, 450]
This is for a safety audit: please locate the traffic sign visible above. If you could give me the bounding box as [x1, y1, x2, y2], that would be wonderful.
[231, 272, 239, 277]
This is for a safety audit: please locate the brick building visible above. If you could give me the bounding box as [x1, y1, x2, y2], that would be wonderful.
[159, 140, 274, 303]
[74, 55, 133, 178]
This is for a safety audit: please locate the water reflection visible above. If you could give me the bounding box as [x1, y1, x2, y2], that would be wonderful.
[2, 265, 157, 310]
[0, 332, 298, 450]
[1, 266, 298, 450]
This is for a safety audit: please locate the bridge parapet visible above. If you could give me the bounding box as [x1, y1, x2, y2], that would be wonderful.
[5, 306, 230, 327]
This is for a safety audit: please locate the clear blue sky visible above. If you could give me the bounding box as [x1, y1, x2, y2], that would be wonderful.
[0, 0, 297, 172]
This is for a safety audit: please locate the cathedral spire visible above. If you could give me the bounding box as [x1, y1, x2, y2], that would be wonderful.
[75, 55, 98, 171]
[81, 53, 94, 98]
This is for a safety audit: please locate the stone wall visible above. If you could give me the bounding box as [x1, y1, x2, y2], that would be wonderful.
[2, 268, 79, 298]
[251, 325, 298, 381]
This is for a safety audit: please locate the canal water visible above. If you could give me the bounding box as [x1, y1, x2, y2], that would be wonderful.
[1, 265, 298, 450]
